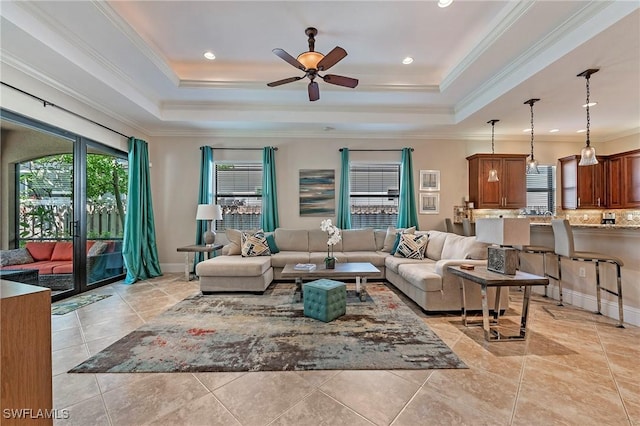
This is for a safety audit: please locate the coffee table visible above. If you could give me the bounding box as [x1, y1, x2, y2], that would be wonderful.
[448, 265, 548, 342]
[281, 262, 380, 302]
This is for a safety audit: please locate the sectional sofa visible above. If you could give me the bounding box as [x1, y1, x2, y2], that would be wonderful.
[196, 227, 509, 312]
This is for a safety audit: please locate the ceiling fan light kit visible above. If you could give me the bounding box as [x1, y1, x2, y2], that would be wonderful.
[268, 27, 359, 101]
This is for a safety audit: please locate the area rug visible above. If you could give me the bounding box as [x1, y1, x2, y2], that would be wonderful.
[52, 294, 112, 315]
[69, 283, 466, 373]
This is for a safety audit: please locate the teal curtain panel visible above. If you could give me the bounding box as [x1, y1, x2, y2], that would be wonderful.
[261, 146, 279, 232]
[336, 148, 352, 229]
[195, 146, 214, 266]
[122, 137, 163, 284]
[397, 147, 419, 230]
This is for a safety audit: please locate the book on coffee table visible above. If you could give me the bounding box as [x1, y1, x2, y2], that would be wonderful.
[294, 263, 317, 271]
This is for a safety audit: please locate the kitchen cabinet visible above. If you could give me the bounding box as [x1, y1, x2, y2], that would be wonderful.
[560, 149, 640, 209]
[467, 154, 528, 209]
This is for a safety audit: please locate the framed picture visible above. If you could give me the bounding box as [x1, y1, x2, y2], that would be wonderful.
[419, 170, 440, 191]
[299, 169, 335, 216]
[419, 193, 439, 214]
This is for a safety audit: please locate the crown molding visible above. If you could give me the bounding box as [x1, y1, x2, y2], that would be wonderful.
[178, 79, 440, 93]
[454, 0, 638, 123]
[92, 1, 180, 87]
[440, 1, 534, 92]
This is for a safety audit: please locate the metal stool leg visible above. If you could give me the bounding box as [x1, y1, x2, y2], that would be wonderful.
[595, 260, 602, 315]
[557, 255, 564, 306]
[616, 263, 624, 328]
[542, 252, 548, 297]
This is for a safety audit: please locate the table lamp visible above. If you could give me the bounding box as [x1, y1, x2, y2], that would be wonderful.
[196, 204, 223, 245]
[475, 218, 530, 275]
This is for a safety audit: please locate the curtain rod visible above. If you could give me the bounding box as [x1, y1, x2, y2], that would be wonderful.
[1, 81, 131, 139]
[210, 147, 278, 151]
[339, 148, 414, 152]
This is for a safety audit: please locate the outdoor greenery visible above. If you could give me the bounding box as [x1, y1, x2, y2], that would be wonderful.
[19, 153, 127, 240]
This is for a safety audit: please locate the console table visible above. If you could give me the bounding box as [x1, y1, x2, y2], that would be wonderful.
[448, 265, 548, 342]
[176, 244, 223, 281]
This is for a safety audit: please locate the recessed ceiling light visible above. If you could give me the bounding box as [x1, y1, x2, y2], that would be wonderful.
[402, 57, 414, 65]
[203, 51, 216, 60]
[522, 128, 531, 132]
[577, 129, 587, 133]
[438, 0, 453, 8]
[582, 102, 597, 107]
[549, 129, 560, 133]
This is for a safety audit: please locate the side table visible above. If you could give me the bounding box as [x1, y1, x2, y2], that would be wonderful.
[176, 244, 223, 281]
[448, 265, 548, 342]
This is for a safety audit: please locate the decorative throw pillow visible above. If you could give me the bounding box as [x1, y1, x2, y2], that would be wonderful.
[382, 226, 416, 252]
[225, 228, 243, 255]
[265, 233, 280, 254]
[0, 248, 34, 267]
[394, 233, 428, 259]
[241, 230, 271, 257]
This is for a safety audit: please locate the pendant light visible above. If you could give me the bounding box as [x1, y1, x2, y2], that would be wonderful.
[487, 119, 499, 182]
[524, 98, 540, 174]
[578, 68, 599, 166]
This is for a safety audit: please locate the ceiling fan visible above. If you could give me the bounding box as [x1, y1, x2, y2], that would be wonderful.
[267, 27, 359, 101]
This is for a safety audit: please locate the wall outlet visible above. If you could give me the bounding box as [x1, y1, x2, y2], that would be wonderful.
[628, 213, 634, 220]
[583, 214, 589, 221]
[579, 267, 586, 278]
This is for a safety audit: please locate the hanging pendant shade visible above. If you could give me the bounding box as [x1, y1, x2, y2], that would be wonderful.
[487, 119, 499, 182]
[578, 69, 599, 166]
[524, 98, 540, 174]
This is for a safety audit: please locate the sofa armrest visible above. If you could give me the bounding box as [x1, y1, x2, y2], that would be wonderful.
[434, 259, 487, 276]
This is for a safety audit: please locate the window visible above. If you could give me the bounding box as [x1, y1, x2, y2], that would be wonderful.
[350, 163, 400, 228]
[526, 165, 556, 215]
[215, 162, 262, 230]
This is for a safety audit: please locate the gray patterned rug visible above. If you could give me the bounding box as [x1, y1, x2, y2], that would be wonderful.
[70, 283, 466, 373]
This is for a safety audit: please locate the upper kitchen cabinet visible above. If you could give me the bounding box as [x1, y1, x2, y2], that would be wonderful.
[467, 154, 528, 209]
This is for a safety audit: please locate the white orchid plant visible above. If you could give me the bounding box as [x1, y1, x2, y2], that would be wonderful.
[320, 219, 342, 260]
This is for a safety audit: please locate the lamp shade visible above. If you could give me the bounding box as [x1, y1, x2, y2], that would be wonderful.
[475, 218, 531, 247]
[196, 204, 222, 221]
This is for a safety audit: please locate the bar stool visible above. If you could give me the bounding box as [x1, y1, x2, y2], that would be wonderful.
[462, 218, 473, 236]
[515, 245, 557, 297]
[551, 219, 625, 328]
[445, 218, 454, 233]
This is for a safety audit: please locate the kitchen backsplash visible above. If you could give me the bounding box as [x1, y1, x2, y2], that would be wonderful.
[471, 208, 640, 226]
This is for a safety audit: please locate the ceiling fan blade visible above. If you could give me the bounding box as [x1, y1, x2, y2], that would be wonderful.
[272, 48, 306, 71]
[322, 74, 359, 88]
[316, 46, 347, 71]
[267, 76, 304, 87]
[308, 81, 320, 101]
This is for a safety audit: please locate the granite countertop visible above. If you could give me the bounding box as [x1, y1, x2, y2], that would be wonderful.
[529, 222, 640, 230]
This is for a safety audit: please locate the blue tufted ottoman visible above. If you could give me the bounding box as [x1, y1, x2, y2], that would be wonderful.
[303, 279, 347, 322]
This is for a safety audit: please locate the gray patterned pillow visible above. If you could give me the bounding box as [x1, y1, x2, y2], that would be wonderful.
[1, 248, 34, 267]
[241, 230, 271, 257]
[393, 233, 428, 259]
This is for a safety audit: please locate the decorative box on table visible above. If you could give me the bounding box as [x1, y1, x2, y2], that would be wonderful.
[476, 218, 531, 275]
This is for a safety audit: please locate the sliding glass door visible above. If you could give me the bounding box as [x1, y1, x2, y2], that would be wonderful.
[1, 109, 127, 300]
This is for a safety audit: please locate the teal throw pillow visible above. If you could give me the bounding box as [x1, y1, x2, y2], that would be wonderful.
[390, 233, 402, 255]
[266, 234, 280, 254]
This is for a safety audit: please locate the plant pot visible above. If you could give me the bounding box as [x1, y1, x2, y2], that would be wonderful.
[325, 257, 336, 269]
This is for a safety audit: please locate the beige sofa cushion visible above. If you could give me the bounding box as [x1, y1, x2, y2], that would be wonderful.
[196, 255, 271, 277]
[270, 252, 310, 267]
[397, 263, 443, 292]
[374, 229, 386, 251]
[385, 255, 432, 273]
[441, 234, 488, 260]
[274, 229, 309, 251]
[342, 228, 376, 252]
[224, 228, 243, 255]
[308, 229, 343, 252]
[425, 230, 448, 260]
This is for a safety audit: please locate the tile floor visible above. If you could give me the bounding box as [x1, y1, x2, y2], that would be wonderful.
[51, 274, 639, 426]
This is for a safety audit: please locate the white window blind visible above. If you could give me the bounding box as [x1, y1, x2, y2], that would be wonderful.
[350, 163, 400, 228]
[526, 165, 556, 215]
[215, 163, 262, 230]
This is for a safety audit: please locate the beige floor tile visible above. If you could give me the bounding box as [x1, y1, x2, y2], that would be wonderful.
[617, 378, 640, 424]
[53, 394, 110, 426]
[52, 326, 85, 352]
[294, 370, 342, 387]
[102, 373, 209, 425]
[95, 373, 158, 394]
[388, 369, 434, 386]
[76, 304, 138, 327]
[450, 338, 524, 381]
[195, 372, 248, 392]
[51, 312, 81, 332]
[53, 373, 100, 410]
[81, 313, 145, 342]
[319, 370, 420, 426]
[213, 372, 315, 426]
[53, 344, 91, 376]
[148, 393, 241, 426]
[85, 334, 124, 356]
[271, 390, 374, 426]
[123, 294, 180, 312]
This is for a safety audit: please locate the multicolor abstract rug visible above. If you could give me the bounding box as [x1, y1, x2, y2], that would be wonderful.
[70, 283, 466, 373]
[52, 294, 112, 315]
